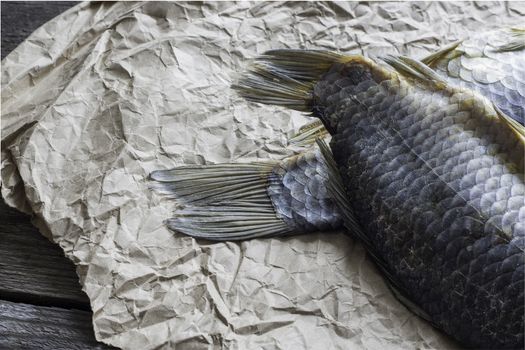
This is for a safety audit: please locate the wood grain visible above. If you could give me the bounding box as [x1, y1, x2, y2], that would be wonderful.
[0, 300, 114, 350]
[0, 200, 90, 309]
[1, 1, 79, 59]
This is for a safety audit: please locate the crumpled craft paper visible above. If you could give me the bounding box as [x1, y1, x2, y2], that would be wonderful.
[2, 2, 524, 349]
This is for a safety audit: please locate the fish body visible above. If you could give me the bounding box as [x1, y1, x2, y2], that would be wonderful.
[234, 50, 525, 348]
[277, 27, 525, 233]
[320, 56, 523, 348]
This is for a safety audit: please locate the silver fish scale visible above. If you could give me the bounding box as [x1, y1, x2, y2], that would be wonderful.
[314, 61, 524, 348]
[267, 149, 343, 232]
[430, 30, 525, 125]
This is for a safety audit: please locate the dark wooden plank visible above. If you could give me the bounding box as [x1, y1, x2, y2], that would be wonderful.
[0, 199, 90, 309]
[0, 299, 115, 350]
[1, 1, 80, 59]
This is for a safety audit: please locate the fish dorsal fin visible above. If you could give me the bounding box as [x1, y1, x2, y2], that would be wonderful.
[297, 119, 326, 134]
[420, 40, 463, 66]
[382, 55, 447, 87]
[494, 27, 525, 52]
[494, 104, 525, 144]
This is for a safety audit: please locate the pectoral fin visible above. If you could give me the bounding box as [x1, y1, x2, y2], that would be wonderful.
[289, 119, 330, 146]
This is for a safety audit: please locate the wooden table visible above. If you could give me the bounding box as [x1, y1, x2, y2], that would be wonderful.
[1, 2, 114, 349]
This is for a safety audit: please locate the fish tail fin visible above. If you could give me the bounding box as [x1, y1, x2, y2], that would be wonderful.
[151, 146, 347, 241]
[232, 49, 347, 113]
[150, 163, 294, 240]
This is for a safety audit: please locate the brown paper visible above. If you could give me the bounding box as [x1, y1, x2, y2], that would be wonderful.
[2, 2, 524, 349]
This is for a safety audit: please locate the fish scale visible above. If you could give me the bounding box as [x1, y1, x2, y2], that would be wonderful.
[427, 29, 525, 125]
[267, 149, 343, 232]
[313, 58, 524, 347]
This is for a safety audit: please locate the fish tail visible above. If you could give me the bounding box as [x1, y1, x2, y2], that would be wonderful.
[150, 162, 293, 240]
[232, 49, 347, 113]
[150, 148, 345, 240]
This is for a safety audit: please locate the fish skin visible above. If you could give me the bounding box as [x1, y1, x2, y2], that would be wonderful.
[312, 55, 524, 348]
[424, 28, 525, 125]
